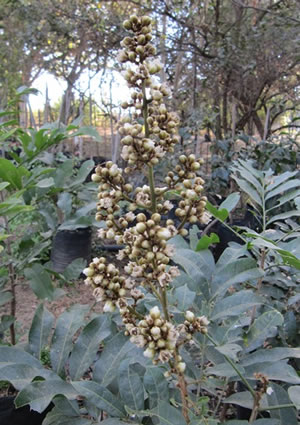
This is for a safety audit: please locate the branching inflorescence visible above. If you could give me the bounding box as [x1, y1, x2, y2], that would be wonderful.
[83, 14, 210, 422]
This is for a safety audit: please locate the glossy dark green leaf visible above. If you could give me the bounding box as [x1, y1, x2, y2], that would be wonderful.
[245, 361, 300, 385]
[266, 179, 300, 201]
[173, 248, 215, 282]
[62, 258, 87, 281]
[288, 386, 300, 409]
[43, 409, 92, 425]
[225, 420, 279, 425]
[28, 303, 55, 359]
[69, 315, 112, 380]
[71, 126, 102, 143]
[144, 366, 169, 408]
[151, 400, 185, 425]
[0, 346, 42, 369]
[241, 347, 300, 366]
[212, 258, 263, 297]
[211, 290, 263, 320]
[246, 310, 284, 347]
[72, 380, 126, 417]
[93, 332, 145, 387]
[36, 177, 55, 188]
[69, 160, 94, 187]
[15, 380, 78, 413]
[118, 360, 145, 411]
[57, 192, 72, 219]
[172, 284, 196, 311]
[232, 175, 262, 205]
[0, 182, 10, 191]
[219, 192, 241, 212]
[0, 290, 13, 306]
[267, 382, 298, 424]
[0, 364, 43, 390]
[24, 264, 55, 300]
[50, 304, 89, 376]
[215, 343, 242, 361]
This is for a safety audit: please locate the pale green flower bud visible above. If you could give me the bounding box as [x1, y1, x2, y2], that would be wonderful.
[166, 341, 176, 350]
[136, 222, 147, 233]
[142, 16, 152, 26]
[150, 326, 161, 337]
[143, 139, 155, 151]
[151, 213, 161, 223]
[159, 104, 167, 114]
[136, 45, 145, 55]
[152, 90, 163, 101]
[109, 164, 119, 177]
[103, 301, 116, 313]
[141, 26, 152, 34]
[137, 34, 146, 44]
[143, 347, 155, 358]
[122, 135, 133, 145]
[106, 229, 115, 239]
[183, 179, 192, 188]
[157, 227, 171, 240]
[186, 189, 197, 199]
[177, 362, 186, 373]
[91, 174, 101, 182]
[191, 162, 200, 171]
[130, 14, 138, 24]
[146, 252, 155, 261]
[128, 51, 136, 61]
[189, 215, 198, 223]
[157, 339, 166, 348]
[123, 20, 132, 30]
[83, 267, 94, 277]
[167, 121, 176, 128]
[179, 228, 188, 237]
[185, 310, 195, 322]
[150, 306, 161, 319]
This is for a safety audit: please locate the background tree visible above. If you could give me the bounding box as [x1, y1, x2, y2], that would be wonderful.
[138, 0, 300, 139]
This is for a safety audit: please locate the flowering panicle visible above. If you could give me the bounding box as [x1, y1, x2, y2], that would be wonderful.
[125, 306, 179, 363]
[179, 311, 210, 339]
[83, 14, 209, 369]
[83, 257, 127, 312]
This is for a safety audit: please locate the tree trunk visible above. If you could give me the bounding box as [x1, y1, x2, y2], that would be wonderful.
[213, 86, 222, 140]
[222, 87, 228, 136]
[252, 110, 264, 139]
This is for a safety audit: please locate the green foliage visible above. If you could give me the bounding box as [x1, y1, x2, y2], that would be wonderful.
[0, 94, 102, 345]
[0, 7, 299, 424]
[0, 159, 299, 422]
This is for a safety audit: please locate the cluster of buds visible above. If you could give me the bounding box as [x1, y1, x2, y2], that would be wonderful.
[83, 257, 128, 313]
[116, 15, 181, 170]
[164, 154, 209, 232]
[119, 15, 154, 67]
[117, 211, 180, 289]
[177, 311, 210, 340]
[92, 162, 134, 239]
[84, 15, 210, 374]
[125, 306, 179, 364]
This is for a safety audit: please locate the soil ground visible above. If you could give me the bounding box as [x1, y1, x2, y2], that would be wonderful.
[0, 279, 101, 346]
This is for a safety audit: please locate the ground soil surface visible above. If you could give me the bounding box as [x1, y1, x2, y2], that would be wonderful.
[0, 279, 101, 345]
